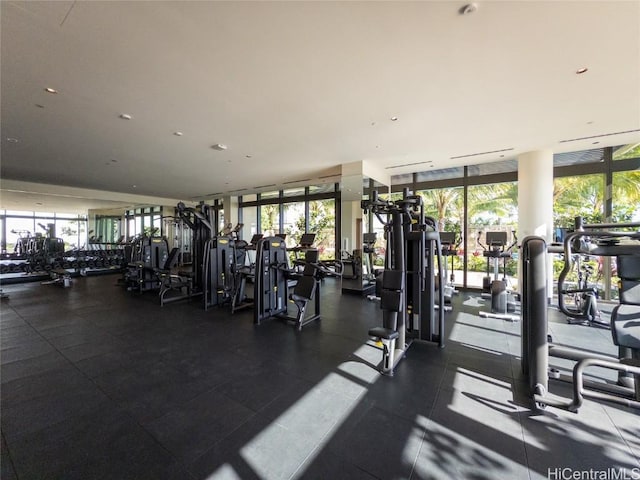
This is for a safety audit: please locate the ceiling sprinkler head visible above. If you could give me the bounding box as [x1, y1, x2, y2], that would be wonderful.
[460, 3, 478, 15]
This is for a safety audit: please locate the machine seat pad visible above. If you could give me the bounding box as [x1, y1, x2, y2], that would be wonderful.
[611, 304, 640, 350]
[368, 327, 399, 340]
[290, 276, 315, 303]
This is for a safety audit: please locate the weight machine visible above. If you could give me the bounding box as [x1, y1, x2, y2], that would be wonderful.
[362, 189, 445, 375]
[253, 236, 329, 330]
[522, 232, 640, 412]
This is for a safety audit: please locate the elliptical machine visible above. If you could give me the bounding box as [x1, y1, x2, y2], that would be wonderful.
[557, 216, 606, 328]
[362, 232, 378, 285]
[478, 230, 518, 320]
[439, 231, 461, 305]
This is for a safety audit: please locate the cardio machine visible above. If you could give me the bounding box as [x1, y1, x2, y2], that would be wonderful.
[362, 232, 378, 285]
[478, 231, 518, 320]
[439, 231, 461, 305]
[557, 217, 606, 328]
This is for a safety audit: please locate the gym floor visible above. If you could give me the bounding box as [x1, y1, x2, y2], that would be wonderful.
[1, 275, 638, 479]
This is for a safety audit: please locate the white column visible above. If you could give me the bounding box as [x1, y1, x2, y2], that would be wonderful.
[518, 149, 554, 297]
[223, 195, 239, 229]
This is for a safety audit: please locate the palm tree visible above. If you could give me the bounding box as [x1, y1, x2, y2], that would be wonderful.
[418, 188, 463, 232]
[553, 174, 604, 226]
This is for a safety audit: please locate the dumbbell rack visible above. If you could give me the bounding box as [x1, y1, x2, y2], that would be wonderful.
[0, 249, 127, 284]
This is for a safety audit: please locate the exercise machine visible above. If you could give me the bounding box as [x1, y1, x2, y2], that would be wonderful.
[362, 232, 378, 284]
[521, 230, 640, 412]
[253, 236, 327, 330]
[122, 235, 169, 292]
[565, 254, 602, 327]
[478, 231, 518, 320]
[439, 231, 461, 305]
[291, 233, 316, 272]
[362, 189, 446, 375]
[557, 217, 607, 328]
[156, 247, 197, 306]
[254, 236, 290, 325]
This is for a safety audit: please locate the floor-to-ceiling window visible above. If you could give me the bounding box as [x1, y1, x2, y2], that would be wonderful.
[95, 216, 122, 244]
[282, 188, 306, 249]
[466, 182, 518, 289]
[239, 184, 338, 260]
[308, 198, 336, 260]
[260, 204, 280, 238]
[389, 146, 638, 291]
[125, 206, 164, 239]
[1, 211, 88, 253]
[608, 150, 640, 299]
[418, 186, 465, 286]
[239, 194, 258, 241]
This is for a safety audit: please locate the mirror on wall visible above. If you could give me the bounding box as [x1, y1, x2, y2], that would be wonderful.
[341, 176, 387, 295]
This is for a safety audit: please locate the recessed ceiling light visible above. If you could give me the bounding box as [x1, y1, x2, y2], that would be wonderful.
[390, 116, 398, 121]
[593, 141, 600, 145]
[36, 202, 43, 206]
[586, 121, 594, 125]
[35, 104, 45, 109]
[6, 137, 18, 143]
[111, 159, 118, 163]
[132, 185, 137, 188]
[576, 67, 588, 74]
[44, 87, 58, 94]
[173, 131, 183, 136]
[119, 113, 132, 120]
[245, 155, 252, 158]
[211, 144, 228, 151]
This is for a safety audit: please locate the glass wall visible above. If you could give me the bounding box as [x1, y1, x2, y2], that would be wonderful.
[125, 206, 163, 238]
[308, 199, 336, 260]
[282, 202, 305, 249]
[260, 204, 280, 237]
[553, 174, 604, 227]
[57, 218, 86, 249]
[389, 145, 637, 291]
[418, 187, 464, 285]
[613, 143, 640, 161]
[95, 216, 122, 244]
[612, 170, 640, 222]
[240, 206, 258, 241]
[0, 211, 88, 253]
[239, 184, 338, 260]
[5, 217, 35, 253]
[552, 174, 605, 298]
[466, 182, 518, 289]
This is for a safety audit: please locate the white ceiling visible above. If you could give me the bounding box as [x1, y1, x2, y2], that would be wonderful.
[2, 1, 639, 213]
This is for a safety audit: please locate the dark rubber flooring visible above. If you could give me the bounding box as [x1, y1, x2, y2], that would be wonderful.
[1, 275, 638, 479]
